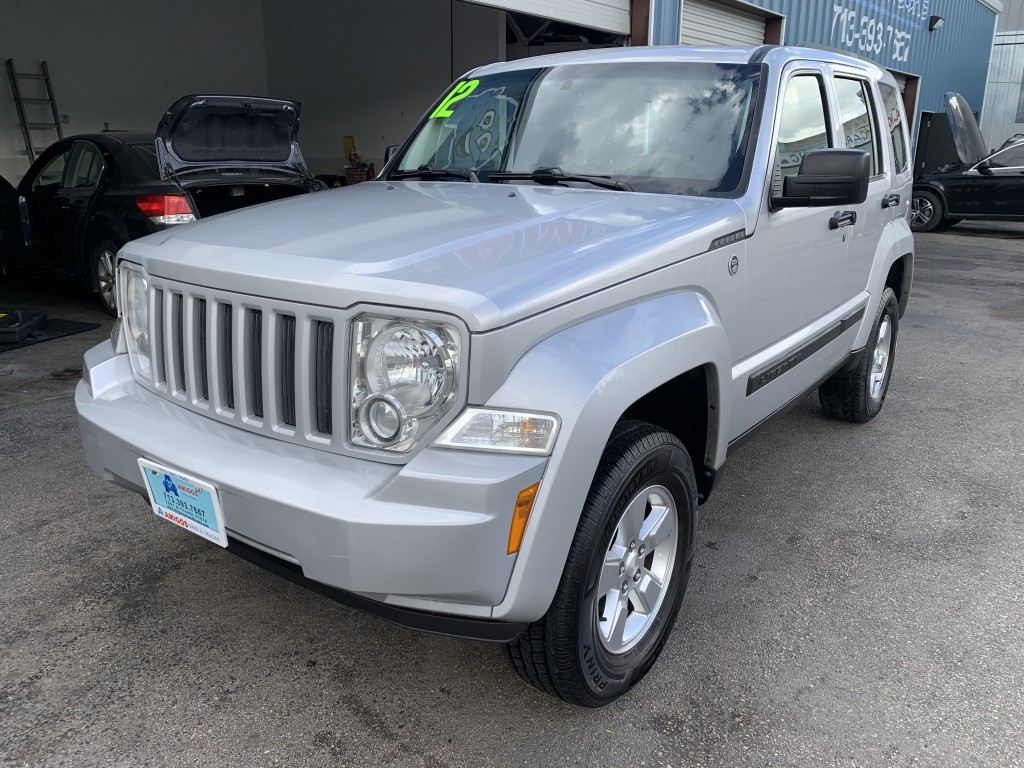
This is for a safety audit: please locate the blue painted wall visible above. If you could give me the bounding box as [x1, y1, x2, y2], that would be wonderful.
[655, 0, 999, 119]
[749, 0, 998, 117]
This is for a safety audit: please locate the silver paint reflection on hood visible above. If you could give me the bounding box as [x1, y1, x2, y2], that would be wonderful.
[127, 181, 745, 331]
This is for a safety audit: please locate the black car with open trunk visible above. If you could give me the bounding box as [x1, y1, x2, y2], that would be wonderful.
[0, 95, 322, 314]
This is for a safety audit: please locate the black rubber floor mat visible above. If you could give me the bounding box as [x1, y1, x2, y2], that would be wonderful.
[0, 319, 101, 352]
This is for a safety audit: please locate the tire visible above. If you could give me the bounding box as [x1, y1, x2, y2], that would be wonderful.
[909, 189, 943, 233]
[818, 287, 899, 423]
[92, 240, 121, 317]
[503, 419, 698, 707]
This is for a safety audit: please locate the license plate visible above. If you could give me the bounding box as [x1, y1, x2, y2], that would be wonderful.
[138, 459, 228, 548]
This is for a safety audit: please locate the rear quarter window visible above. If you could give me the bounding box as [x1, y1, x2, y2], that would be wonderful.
[878, 82, 909, 173]
[129, 144, 160, 179]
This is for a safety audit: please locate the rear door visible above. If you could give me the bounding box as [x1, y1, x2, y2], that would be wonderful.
[830, 68, 889, 300]
[877, 79, 913, 224]
[48, 141, 106, 272]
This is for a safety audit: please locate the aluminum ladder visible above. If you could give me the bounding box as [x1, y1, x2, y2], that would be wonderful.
[5, 59, 63, 161]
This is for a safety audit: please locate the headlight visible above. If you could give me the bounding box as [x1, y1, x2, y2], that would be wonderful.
[349, 314, 461, 452]
[120, 262, 151, 379]
[435, 409, 559, 455]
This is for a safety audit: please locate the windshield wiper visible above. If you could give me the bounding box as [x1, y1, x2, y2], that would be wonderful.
[391, 164, 479, 182]
[489, 167, 632, 191]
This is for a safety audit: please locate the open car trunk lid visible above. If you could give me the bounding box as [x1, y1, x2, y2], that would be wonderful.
[155, 95, 318, 187]
[944, 92, 988, 167]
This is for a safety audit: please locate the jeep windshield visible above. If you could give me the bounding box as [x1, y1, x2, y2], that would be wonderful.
[389, 61, 761, 197]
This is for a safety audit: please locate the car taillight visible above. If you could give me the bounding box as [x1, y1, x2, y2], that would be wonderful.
[136, 194, 195, 225]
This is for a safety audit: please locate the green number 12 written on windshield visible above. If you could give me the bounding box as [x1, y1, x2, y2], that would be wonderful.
[429, 79, 480, 119]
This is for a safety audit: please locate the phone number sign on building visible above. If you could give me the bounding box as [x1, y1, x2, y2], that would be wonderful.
[829, 1, 931, 63]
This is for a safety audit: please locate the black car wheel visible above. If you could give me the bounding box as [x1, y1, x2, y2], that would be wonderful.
[819, 287, 900, 423]
[93, 240, 120, 316]
[503, 420, 698, 707]
[909, 190, 943, 233]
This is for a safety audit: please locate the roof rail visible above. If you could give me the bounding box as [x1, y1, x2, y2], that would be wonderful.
[793, 42, 882, 67]
[748, 45, 778, 64]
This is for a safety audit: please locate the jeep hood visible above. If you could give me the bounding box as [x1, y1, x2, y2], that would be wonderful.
[944, 92, 988, 166]
[126, 181, 745, 331]
[155, 94, 314, 181]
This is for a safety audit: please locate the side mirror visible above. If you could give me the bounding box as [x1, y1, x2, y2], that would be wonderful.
[773, 149, 870, 208]
[975, 161, 993, 175]
[383, 145, 401, 164]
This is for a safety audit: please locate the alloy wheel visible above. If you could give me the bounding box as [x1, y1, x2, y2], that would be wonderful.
[870, 315, 892, 401]
[97, 249, 116, 313]
[910, 197, 934, 228]
[595, 484, 678, 654]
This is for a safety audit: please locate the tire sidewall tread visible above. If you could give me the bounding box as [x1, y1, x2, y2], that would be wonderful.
[819, 287, 900, 423]
[505, 419, 698, 707]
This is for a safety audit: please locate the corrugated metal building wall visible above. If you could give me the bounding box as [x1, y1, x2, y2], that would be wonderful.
[746, 0, 1000, 119]
[982, 0, 1023, 146]
[666, 0, 1001, 134]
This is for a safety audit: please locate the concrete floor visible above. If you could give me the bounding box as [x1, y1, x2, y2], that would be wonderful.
[1, 223, 1022, 767]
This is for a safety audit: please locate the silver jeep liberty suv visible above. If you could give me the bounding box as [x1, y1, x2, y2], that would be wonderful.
[77, 44, 913, 706]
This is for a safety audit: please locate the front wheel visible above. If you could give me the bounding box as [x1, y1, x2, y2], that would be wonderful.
[92, 240, 121, 317]
[503, 420, 698, 706]
[819, 287, 900, 423]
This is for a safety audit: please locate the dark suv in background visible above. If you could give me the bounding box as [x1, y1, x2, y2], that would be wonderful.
[911, 93, 1024, 232]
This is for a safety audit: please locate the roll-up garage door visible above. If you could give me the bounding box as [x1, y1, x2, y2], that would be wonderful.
[680, 0, 767, 46]
[468, 0, 629, 34]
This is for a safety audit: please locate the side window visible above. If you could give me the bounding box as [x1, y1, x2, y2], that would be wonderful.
[31, 151, 69, 191]
[878, 82, 909, 173]
[66, 143, 104, 189]
[835, 78, 880, 176]
[988, 144, 1024, 169]
[774, 74, 831, 196]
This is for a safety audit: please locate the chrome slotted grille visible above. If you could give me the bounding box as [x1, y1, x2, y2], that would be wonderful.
[146, 279, 346, 452]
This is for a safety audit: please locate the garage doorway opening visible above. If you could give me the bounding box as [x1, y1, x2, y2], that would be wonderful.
[504, 11, 628, 60]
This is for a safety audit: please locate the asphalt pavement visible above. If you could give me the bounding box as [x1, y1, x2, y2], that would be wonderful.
[1, 223, 1022, 767]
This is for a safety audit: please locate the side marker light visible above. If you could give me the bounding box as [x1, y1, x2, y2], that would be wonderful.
[508, 482, 540, 555]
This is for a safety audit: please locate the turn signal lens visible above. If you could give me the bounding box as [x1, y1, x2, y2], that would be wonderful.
[435, 409, 559, 455]
[508, 482, 540, 555]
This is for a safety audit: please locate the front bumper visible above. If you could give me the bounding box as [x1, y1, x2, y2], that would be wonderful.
[76, 340, 545, 640]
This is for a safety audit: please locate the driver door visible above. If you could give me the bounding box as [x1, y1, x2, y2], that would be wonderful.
[0, 174, 21, 265]
[19, 144, 72, 265]
[732, 66, 850, 438]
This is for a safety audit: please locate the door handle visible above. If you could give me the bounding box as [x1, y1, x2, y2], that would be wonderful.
[829, 210, 857, 229]
[881, 193, 901, 209]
